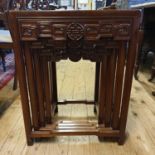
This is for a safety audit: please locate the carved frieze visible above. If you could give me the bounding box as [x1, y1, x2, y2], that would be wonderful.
[19, 20, 131, 41]
[19, 20, 131, 61]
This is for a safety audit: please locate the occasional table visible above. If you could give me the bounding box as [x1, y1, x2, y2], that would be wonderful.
[8, 10, 141, 145]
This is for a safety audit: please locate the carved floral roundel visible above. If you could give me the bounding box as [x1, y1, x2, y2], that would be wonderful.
[67, 23, 84, 41]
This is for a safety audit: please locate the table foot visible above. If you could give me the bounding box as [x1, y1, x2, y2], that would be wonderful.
[134, 64, 139, 80]
[27, 138, 34, 146]
[55, 105, 58, 114]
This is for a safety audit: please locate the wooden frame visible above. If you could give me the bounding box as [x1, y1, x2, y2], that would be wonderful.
[8, 10, 141, 145]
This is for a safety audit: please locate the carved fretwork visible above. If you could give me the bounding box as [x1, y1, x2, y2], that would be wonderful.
[30, 38, 119, 62]
[19, 20, 132, 42]
[18, 19, 131, 62]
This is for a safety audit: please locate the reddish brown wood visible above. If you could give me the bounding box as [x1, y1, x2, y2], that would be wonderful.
[94, 62, 100, 113]
[42, 58, 52, 123]
[119, 17, 140, 144]
[98, 56, 107, 124]
[49, 61, 57, 116]
[31, 129, 120, 137]
[12, 63, 17, 90]
[8, 10, 141, 145]
[33, 53, 46, 126]
[8, 14, 33, 145]
[50, 62, 58, 113]
[104, 49, 116, 127]
[112, 42, 126, 129]
[24, 43, 39, 130]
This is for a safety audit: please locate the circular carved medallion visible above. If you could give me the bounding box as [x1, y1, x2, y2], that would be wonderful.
[67, 23, 84, 41]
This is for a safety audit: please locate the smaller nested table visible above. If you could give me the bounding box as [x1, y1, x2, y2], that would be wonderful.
[8, 10, 141, 145]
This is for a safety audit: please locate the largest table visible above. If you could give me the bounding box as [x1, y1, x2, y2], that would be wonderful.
[8, 10, 141, 145]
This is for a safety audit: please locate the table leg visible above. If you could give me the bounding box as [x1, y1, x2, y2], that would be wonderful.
[51, 62, 58, 113]
[149, 53, 155, 81]
[94, 62, 100, 113]
[134, 52, 141, 80]
[13, 63, 18, 90]
[134, 30, 144, 80]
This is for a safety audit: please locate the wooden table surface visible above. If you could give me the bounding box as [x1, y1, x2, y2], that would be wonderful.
[0, 30, 13, 49]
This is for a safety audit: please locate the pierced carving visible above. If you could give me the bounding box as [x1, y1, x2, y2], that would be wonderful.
[67, 23, 84, 41]
[30, 38, 118, 62]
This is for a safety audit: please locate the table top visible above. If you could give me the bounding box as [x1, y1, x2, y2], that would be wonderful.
[0, 30, 12, 43]
[0, 30, 13, 49]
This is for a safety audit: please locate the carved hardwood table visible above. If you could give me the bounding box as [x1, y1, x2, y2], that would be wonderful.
[8, 10, 141, 145]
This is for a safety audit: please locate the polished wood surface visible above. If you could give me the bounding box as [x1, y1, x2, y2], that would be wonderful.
[8, 10, 141, 145]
